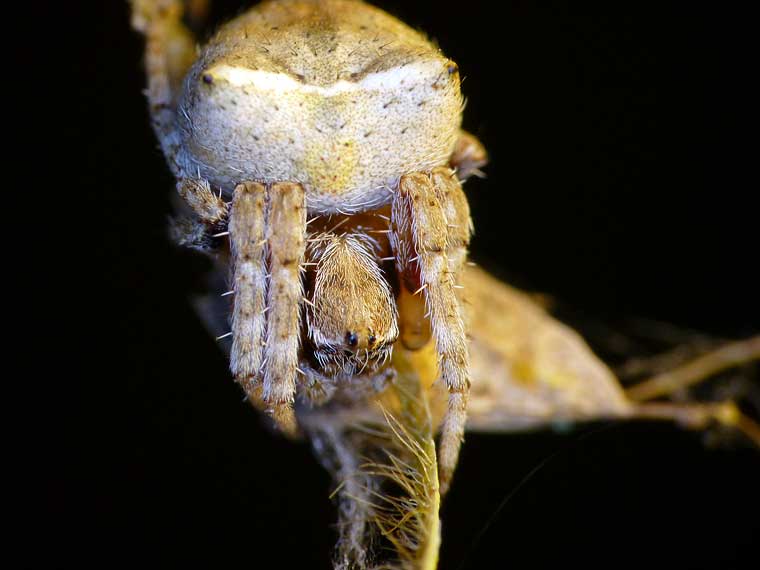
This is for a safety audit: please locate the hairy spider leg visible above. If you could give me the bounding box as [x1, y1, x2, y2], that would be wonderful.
[131, 0, 195, 175]
[228, 182, 307, 436]
[391, 168, 473, 494]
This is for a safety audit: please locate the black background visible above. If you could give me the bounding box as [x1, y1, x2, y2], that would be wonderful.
[60, 1, 759, 569]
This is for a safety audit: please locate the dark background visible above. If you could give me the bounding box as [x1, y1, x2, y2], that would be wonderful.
[59, 1, 758, 569]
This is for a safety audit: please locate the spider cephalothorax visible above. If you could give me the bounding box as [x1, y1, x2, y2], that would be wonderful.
[132, 0, 487, 492]
[305, 231, 398, 377]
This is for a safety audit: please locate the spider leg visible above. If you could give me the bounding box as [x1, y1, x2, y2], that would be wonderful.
[168, 214, 220, 253]
[169, 177, 229, 253]
[229, 182, 268, 407]
[396, 167, 471, 346]
[177, 178, 228, 223]
[228, 182, 306, 435]
[132, 2, 229, 239]
[449, 130, 488, 181]
[391, 169, 473, 494]
[431, 167, 473, 280]
[262, 183, 307, 435]
[130, 0, 196, 175]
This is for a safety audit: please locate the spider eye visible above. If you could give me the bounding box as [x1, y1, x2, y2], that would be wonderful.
[345, 331, 359, 347]
[368, 334, 377, 347]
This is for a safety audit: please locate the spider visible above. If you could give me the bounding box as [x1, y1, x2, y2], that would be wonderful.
[132, 0, 487, 492]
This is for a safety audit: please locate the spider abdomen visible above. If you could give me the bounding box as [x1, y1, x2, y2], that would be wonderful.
[176, 0, 463, 213]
